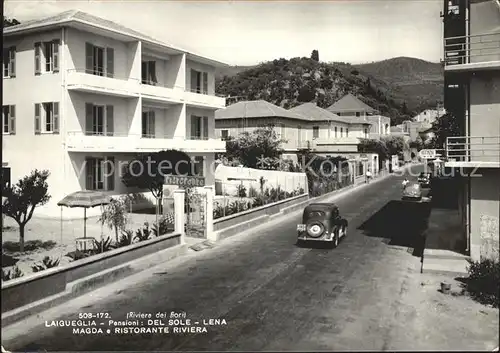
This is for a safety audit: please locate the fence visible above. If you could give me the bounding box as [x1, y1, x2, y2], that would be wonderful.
[213, 178, 306, 219]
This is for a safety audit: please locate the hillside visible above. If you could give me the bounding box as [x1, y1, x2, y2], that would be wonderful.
[356, 57, 444, 110]
[216, 58, 441, 125]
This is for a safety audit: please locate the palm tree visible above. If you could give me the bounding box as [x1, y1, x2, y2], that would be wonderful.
[98, 198, 128, 244]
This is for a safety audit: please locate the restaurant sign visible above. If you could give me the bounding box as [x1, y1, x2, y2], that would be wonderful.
[164, 175, 205, 187]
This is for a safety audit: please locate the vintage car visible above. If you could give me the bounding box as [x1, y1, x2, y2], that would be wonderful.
[417, 172, 431, 188]
[402, 182, 423, 201]
[296, 203, 348, 247]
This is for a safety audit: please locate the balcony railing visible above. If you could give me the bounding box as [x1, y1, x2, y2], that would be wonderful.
[444, 32, 500, 67]
[66, 131, 226, 153]
[446, 136, 500, 164]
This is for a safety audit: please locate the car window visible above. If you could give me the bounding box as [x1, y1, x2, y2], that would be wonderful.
[308, 211, 325, 217]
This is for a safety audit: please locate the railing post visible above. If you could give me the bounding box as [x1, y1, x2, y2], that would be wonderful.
[173, 189, 185, 244]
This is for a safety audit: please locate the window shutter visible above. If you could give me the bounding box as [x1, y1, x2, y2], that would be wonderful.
[85, 103, 94, 135]
[106, 105, 114, 136]
[190, 69, 197, 92]
[9, 47, 16, 77]
[106, 47, 114, 78]
[9, 105, 16, 135]
[202, 116, 208, 139]
[85, 43, 93, 74]
[53, 102, 60, 134]
[85, 157, 93, 190]
[141, 62, 147, 83]
[141, 112, 147, 137]
[52, 40, 60, 72]
[34, 42, 41, 75]
[190, 116, 197, 139]
[34, 104, 41, 134]
[150, 111, 156, 137]
[106, 157, 115, 191]
[202, 72, 208, 94]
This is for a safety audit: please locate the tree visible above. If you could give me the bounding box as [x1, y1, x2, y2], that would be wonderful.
[429, 112, 460, 149]
[2, 170, 51, 252]
[409, 136, 424, 150]
[382, 135, 408, 158]
[225, 126, 287, 169]
[98, 198, 128, 244]
[311, 50, 319, 62]
[3, 16, 20, 27]
[121, 150, 193, 227]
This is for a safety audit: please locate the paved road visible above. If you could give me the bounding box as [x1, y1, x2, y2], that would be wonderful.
[8, 165, 433, 351]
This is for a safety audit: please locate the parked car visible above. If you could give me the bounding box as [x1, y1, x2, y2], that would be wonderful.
[402, 183, 423, 202]
[296, 203, 348, 248]
[417, 172, 431, 188]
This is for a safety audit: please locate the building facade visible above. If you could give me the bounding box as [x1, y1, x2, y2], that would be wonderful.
[2, 10, 227, 219]
[442, 0, 500, 261]
[215, 99, 378, 179]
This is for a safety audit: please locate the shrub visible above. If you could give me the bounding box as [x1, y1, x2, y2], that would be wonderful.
[237, 184, 247, 198]
[152, 216, 174, 237]
[31, 256, 60, 272]
[135, 222, 152, 242]
[248, 186, 259, 198]
[117, 229, 134, 247]
[2, 240, 56, 253]
[94, 237, 114, 254]
[2, 266, 24, 281]
[464, 259, 500, 307]
[65, 250, 92, 261]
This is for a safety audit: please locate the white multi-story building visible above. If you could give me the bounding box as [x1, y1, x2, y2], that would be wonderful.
[2, 10, 227, 219]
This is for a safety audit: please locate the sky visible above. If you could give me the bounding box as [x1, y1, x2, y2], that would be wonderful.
[4, 0, 444, 66]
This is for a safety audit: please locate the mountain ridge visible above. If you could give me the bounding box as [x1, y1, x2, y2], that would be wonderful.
[215, 56, 444, 125]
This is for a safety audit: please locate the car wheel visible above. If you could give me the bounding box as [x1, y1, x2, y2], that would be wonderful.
[342, 225, 348, 238]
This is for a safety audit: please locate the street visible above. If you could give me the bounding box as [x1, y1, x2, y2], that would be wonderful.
[7, 165, 442, 351]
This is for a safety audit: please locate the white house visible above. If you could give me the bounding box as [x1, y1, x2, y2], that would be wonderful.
[2, 10, 227, 219]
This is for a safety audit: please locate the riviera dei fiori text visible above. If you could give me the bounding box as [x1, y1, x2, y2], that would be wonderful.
[44, 312, 227, 335]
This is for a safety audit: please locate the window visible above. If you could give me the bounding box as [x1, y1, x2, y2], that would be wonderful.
[142, 110, 156, 138]
[34, 102, 59, 134]
[3, 47, 16, 78]
[346, 128, 349, 137]
[276, 123, 284, 139]
[84, 103, 114, 136]
[364, 128, 368, 137]
[190, 115, 208, 139]
[2, 167, 11, 189]
[334, 126, 338, 138]
[190, 69, 208, 94]
[34, 41, 59, 74]
[2, 105, 15, 134]
[356, 112, 361, 117]
[85, 157, 115, 191]
[192, 156, 204, 177]
[221, 129, 229, 140]
[340, 127, 343, 137]
[313, 126, 319, 139]
[142, 61, 157, 85]
[85, 43, 114, 78]
[297, 125, 302, 142]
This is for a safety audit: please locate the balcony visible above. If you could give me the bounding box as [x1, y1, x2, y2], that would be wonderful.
[139, 81, 185, 105]
[443, 32, 500, 72]
[66, 69, 140, 98]
[184, 88, 226, 109]
[445, 136, 500, 168]
[66, 132, 226, 153]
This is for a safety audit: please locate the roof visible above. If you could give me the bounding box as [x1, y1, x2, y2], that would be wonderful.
[288, 103, 350, 123]
[215, 100, 304, 120]
[327, 94, 378, 114]
[3, 10, 227, 68]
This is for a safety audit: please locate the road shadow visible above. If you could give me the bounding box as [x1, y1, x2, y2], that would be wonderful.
[358, 199, 432, 257]
[296, 240, 341, 250]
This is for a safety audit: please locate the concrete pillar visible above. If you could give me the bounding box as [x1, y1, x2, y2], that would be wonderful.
[204, 185, 215, 242]
[173, 189, 185, 244]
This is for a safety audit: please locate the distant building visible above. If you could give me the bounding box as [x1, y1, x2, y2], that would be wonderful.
[215, 99, 378, 179]
[412, 107, 446, 124]
[326, 93, 391, 139]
